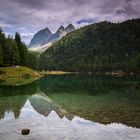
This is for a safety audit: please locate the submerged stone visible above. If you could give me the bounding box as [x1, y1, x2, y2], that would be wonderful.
[21, 129, 30, 135]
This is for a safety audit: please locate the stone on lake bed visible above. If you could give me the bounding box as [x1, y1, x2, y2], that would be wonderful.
[21, 129, 30, 135]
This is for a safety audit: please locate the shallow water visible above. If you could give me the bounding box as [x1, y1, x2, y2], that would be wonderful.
[0, 75, 140, 140]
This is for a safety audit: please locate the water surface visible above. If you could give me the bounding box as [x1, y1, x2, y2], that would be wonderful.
[0, 75, 140, 140]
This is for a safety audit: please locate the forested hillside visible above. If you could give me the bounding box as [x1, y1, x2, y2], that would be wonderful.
[0, 29, 37, 69]
[39, 19, 140, 72]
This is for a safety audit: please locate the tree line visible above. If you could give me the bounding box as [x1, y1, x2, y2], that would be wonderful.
[0, 19, 140, 73]
[0, 29, 37, 69]
[39, 19, 140, 73]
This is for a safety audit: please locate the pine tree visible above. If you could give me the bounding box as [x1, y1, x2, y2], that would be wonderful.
[12, 42, 20, 65]
[26, 52, 38, 69]
[0, 29, 3, 66]
[0, 43, 3, 66]
[15, 32, 27, 66]
[0, 30, 12, 66]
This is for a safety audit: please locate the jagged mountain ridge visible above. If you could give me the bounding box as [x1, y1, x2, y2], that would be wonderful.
[28, 24, 75, 51]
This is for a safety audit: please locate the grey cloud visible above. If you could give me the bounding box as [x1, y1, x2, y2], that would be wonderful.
[101, 0, 140, 16]
[115, 3, 139, 16]
[123, 3, 139, 15]
[115, 7, 126, 15]
[77, 18, 99, 24]
[0, 0, 139, 44]
[13, 0, 47, 9]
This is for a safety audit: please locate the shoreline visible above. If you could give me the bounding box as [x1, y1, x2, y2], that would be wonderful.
[40, 70, 139, 77]
[0, 67, 139, 86]
[40, 71, 79, 75]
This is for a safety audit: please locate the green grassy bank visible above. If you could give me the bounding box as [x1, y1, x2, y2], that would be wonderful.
[0, 66, 42, 86]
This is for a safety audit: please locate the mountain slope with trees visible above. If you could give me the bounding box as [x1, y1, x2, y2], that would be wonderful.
[39, 19, 140, 73]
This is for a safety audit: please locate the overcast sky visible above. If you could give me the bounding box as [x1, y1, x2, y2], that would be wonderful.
[0, 0, 140, 44]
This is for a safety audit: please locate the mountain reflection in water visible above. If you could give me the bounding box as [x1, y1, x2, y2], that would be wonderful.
[0, 95, 140, 140]
[0, 75, 140, 140]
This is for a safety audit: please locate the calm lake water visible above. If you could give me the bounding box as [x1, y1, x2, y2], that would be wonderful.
[0, 75, 140, 140]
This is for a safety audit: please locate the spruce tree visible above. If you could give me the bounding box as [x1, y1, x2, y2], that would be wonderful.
[0, 43, 3, 66]
[0, 29, 3, 66]
[15, 32, 27, 66]
[12, 42, 20, 65]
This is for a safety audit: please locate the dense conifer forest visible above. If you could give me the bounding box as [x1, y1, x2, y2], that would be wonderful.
[0, 19, 140, 73]
[39, 19, 140, 73]
[0, 30, 37, 69]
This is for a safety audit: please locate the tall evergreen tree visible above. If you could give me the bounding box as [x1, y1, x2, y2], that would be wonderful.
[0, 43, 3, 66]
[7, 37, 20, 65]
[26, 52, 38, 70]
[12, 42, 20, 65]
[0, 29, 37, 68]
[0, 30, 12, 66]
[15, 32, 27, 66]
[0, 29, 4, 66]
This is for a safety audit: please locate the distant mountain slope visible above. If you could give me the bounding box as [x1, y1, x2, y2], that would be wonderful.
[29, 28, 52, 48]
[39, 19, 140, 72]
[28, 24, 75, 52]
[28, 42, 53, 52]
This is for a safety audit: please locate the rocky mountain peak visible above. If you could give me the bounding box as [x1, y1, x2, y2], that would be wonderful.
[29, 27, 52, 48]
[56, 26, 65, 34]
[28, 24, 75, 51]
[65, 24, 75, 33]
[44, 27, 52, 34]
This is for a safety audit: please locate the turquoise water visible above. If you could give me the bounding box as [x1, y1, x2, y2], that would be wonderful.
[0, 75, 140, 140]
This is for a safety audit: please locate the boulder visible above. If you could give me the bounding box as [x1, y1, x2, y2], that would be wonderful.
[21, 129, 30, 135]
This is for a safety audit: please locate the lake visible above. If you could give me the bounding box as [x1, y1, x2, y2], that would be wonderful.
[0, 75, 140, 140]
